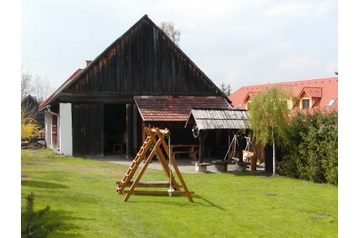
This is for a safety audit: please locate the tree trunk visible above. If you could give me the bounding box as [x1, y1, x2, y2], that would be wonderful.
[272, 129, 276, 175]
[272, 140, 276, 175]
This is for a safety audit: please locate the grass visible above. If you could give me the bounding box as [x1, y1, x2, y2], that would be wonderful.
[21, 149, 338, 237]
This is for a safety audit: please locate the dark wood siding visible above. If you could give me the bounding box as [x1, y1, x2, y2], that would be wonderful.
[72, 104, 103, 157]
[45, 15, 231, 159]
[65, 16, 221, 99]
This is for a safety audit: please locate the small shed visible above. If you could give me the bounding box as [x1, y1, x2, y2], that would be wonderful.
[185, 109, 249, 130]
[185, 109, 250, 162]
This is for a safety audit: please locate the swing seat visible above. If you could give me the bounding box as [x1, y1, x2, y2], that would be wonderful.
[242, 150, 255, 162]
[242, 150, 257, 171]
[231, 157, 240, 161]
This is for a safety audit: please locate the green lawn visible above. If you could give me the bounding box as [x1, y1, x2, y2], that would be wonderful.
[21, 149, 338, 237]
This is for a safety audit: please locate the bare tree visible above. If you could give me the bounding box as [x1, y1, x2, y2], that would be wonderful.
[33, 75, 51, 103]
[220, 82, 232, 96]
[21, 67, 33, 100]
[160, 21, 181, 47]
[21, 66, 52, 103]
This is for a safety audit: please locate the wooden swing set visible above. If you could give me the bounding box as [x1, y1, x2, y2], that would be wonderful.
[116, 127, 194, 202]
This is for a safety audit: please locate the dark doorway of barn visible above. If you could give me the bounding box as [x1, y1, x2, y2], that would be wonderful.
[103, 104, 127, 156]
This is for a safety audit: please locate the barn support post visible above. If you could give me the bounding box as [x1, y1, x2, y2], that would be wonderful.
[126, 104, 134, 159]
[132, 103, 138, 155]
[198, 130, 208, 163]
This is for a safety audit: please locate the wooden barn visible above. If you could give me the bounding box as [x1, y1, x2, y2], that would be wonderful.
[39, 14, 236, 159]
[21, 94, 44, 129]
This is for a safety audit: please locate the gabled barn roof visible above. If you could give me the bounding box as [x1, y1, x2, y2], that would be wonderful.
[40, 14, 230, 109]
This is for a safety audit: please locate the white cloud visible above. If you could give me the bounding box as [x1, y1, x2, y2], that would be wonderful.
[263, 0, 336, 19]
[324, 62, 338, 75]
[277, 56, 320, 72]
[247, 42, 293, 59]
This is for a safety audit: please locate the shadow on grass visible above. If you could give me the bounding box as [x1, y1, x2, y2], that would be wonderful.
[193, 195, 226, 210]
[21, 180, 68, 189]
[21, 208, 85, 237]
[228, 170, 273, 178]
[123, 194, 225, 210]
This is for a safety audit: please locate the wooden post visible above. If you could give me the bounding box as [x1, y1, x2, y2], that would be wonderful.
[198, 130, 208, 163]
[125, 104, 134, 159]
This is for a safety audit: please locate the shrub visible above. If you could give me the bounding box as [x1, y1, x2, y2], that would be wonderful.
[21, 110, 41, 142]
[278, 109, 338, 185]
[21, 192, 52, 237]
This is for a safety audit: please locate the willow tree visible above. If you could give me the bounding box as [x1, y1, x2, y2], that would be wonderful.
[247, 86, 291, 175]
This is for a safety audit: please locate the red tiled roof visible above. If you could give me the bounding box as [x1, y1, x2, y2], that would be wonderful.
[134, 96, 233, 121]
[228, 77, 338, 110]
[298, 87, 322, 98]
[39, 69, 83, 110]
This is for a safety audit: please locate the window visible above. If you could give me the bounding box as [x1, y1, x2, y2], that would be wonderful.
[287, 100, 293, 110]
[326, 98, 336, 108]
[301, 99, 310, 109]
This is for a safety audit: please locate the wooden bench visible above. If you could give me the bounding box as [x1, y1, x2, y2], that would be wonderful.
[211, 160, 231, 172]
[235, 161, 251, 171]
[192, 162, 212, 172]
[172, 151, 198, 159]
[231, 157, 250, 171]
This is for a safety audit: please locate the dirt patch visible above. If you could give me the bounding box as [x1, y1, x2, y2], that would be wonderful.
[265, 193, 278, 196]
[21, 141, 46, 150]
[21, 173, 30, 178]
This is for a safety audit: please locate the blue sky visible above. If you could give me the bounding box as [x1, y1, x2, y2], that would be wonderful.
[20, 0, 338, 95]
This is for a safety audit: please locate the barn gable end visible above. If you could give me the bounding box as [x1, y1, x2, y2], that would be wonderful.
[55, 14, 227, 105]
[40, 15, 233, 159]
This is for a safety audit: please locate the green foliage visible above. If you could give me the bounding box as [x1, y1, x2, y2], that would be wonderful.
[21, 192, 52, 237]
[278, 110, 338, 185]
[248, 86, 290, 146]
[248, 86, 291, 174]
[21, 109, 41, 141]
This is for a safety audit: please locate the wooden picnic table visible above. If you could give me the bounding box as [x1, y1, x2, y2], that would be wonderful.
[170, 144, 199, 159]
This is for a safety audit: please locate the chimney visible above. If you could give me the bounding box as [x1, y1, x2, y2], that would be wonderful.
[86, 60, 92, 67]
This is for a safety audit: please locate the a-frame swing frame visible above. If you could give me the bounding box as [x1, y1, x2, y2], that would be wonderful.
[116, 127, 194, 202]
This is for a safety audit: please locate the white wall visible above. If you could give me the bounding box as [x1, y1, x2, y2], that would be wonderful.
[44, 112, 53, 149]
[59, 103, 73, 156]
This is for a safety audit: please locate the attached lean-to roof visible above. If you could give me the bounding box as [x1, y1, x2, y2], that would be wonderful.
[39, 68, 83, 110]
[185, 109, 250, 130]
[134, 96, 232, 122]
